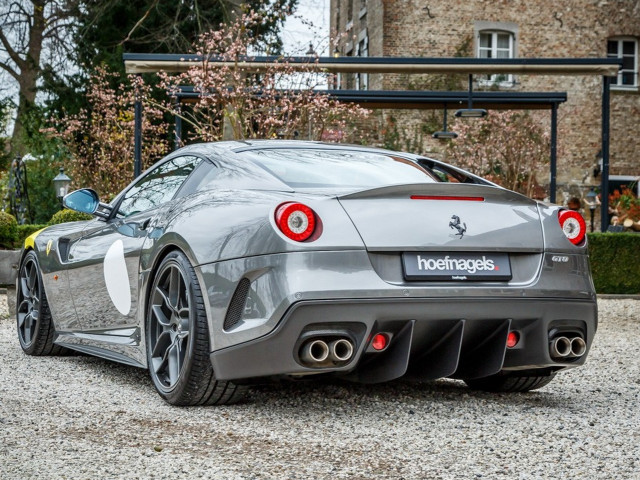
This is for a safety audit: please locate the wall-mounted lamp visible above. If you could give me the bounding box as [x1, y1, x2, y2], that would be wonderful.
[455, 74, 488, 118]
[432, 106, 458, 139]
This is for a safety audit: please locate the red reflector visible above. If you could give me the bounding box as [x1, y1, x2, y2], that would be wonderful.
[410, 195, 485, 201]
[371, 333, 388, 351]
[506, 331, 520, 348]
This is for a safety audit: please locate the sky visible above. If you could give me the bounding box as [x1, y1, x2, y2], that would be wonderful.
[281, 0, 331, 56]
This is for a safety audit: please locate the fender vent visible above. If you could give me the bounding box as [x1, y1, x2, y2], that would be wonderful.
[223, 278, 251, 331]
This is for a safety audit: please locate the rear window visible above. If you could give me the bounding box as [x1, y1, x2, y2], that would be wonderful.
[244, 149, 438, 189]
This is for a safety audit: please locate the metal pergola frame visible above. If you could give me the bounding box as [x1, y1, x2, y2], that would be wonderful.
[123, 54, 621, 231]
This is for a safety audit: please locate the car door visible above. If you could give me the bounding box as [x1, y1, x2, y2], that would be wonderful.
[66, 155, 203, 333]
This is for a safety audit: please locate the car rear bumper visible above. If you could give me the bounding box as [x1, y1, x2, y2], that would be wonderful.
[196, 249, 596, 382]
[209, 296, 597, 382]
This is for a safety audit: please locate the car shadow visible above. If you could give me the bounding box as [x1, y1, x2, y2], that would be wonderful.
[58, 353, 575, 411]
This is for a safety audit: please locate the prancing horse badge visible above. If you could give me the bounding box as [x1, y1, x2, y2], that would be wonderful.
[449, 215, 467, 238]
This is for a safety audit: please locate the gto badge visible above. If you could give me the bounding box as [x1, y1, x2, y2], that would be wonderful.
[552, 255, 569, 263]
[449, 215, 467, 239]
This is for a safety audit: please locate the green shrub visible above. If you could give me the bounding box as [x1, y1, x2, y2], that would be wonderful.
[15, 224, 48, 248]
[48, 209, 93, 225]
[587, 232, 640, 294]
[25, 157, 65, 224]
[0, 211, 18, 249]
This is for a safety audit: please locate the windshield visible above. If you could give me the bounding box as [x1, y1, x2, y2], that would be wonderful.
[244, 148, 438, 189]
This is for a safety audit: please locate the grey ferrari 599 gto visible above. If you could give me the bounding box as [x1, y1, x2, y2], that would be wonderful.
[17, 141, 596, 405]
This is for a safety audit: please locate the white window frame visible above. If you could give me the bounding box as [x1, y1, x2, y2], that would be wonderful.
[355, 31, 368, 91]
[607, 37, 638, 91]
[477, 30, 515, 86]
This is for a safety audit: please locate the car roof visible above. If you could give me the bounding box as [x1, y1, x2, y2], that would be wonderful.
[172, 140, 413, 159]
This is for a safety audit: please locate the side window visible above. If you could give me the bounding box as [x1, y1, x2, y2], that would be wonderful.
[117, 156, 202, 216]
[174, 160, 220, 198]
[417, 159, 488, 185]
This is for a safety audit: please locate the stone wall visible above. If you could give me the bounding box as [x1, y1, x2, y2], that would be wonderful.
[330, 0, 640, 204]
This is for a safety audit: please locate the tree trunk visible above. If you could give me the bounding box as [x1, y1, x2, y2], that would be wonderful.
[11, 73, 38, 156]
[9, 0, 45, 156]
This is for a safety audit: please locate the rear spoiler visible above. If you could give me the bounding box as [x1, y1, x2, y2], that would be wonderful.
[337, 183, 536, 204]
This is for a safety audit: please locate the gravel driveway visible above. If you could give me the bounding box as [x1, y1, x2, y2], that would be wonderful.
[1, 294, 638, 479]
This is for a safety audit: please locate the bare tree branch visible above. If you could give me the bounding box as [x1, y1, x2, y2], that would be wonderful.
[0, 28, 26, 70]
[120, 0, 160, 46]
[0, 60, 20, 81]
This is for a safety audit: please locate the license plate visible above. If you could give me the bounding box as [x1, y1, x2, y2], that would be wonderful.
[402, 252, 512, 281]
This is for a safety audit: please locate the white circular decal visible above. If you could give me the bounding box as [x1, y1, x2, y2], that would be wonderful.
[104, 239, 131, 315]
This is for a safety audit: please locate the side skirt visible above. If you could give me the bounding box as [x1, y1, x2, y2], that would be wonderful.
[54, 342, 146, 368]
[54, 329, 147, 369]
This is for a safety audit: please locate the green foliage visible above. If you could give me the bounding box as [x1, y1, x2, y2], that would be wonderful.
[0, 104, 68, 224]
[25, 157, 66, 224]
[22, 126, 69, 224]
[0, 211, 18, 249]
[587, 233, 640, 294]
[48, 209, 93, 225]
[15, 224, 47, 248]
[0, 99, 13, 170]
[77, 0, 294, 67]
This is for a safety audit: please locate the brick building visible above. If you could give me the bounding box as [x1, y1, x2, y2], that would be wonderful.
[330, 0, 640, 203]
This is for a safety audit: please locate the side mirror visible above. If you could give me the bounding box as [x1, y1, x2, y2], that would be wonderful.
[63, 189, 111, 219]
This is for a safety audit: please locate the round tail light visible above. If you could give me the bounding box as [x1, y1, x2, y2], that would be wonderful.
[558, 209, 586, 246]
[275, 202, 317, 242]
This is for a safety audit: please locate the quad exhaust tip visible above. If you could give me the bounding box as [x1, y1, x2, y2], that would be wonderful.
[330, 339, 354, 362]
[300, 339, 329, 364]
[571, 337, 587, 357]
[299, 337, 355, 367]
[550, 336, 572, 358]
[549, 335, 586, 359]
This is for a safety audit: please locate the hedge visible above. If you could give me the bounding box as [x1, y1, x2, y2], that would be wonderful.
[1, 208, 92, 250]
[587, 232, 640, 294]
[0, 211, 18, 249]
[48, 208, 93, 225]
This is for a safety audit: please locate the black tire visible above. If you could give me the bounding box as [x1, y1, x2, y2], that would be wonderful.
[464, 372, 556, 393]
[146, 250, 247, 406]
[16, 251, 68, 356]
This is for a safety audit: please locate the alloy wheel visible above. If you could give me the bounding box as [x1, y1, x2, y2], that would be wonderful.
[148, 261, 192, 391]
[17, 257, 41, 347]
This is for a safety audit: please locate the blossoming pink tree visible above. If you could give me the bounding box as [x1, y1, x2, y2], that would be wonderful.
[56, 69, 169, 199]
[158, 11, 369, 144]
[446, 111, 551, 197]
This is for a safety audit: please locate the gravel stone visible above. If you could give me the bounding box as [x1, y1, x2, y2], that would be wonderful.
[1, 295, 638, 479]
